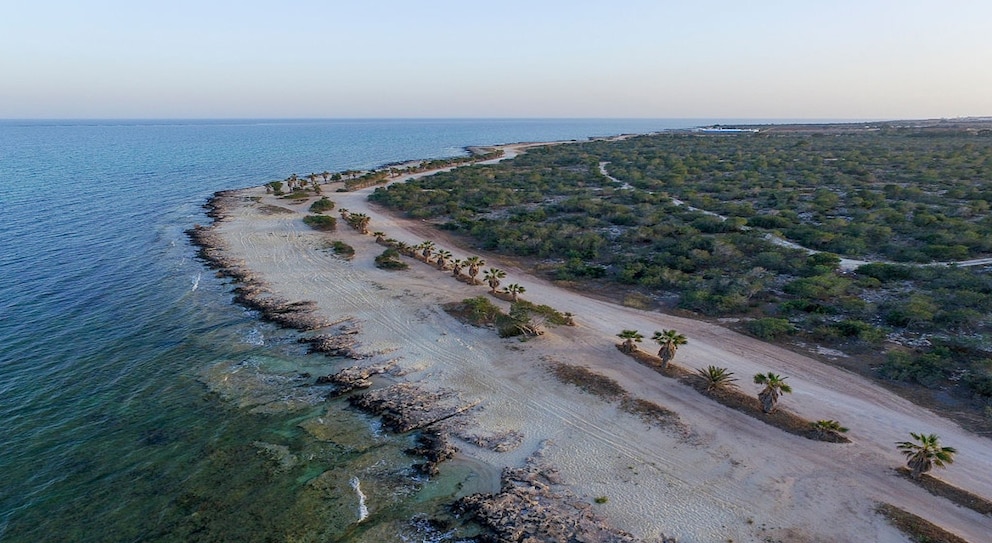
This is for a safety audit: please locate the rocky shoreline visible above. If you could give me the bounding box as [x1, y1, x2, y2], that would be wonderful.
[187, 189, 659, 542]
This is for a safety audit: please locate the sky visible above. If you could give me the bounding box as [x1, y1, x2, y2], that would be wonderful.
[1, 0, 990, 119]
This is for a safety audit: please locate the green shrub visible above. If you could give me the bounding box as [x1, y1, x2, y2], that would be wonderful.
[284, 189, 311, 199]
[309, 196, 335, 213]
[330, 240, 354, 258]
[374, 248, 408, 270]
[302, 214, 337, 231]
[832, 319, 886, 342]
[744, 317, 796, 340]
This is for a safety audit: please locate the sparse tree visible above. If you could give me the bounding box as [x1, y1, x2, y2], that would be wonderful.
[753, 372, 792, 413]
[506, 283, 526, 301]
[348, 212, 370, 234]
[617, 330, 644, 353]
[652, 329, 687, 368]
[451, 258, 465, 277]
[484, 268, 507, 293]
[897, 433, 957, 479]
[436, 249, 453, 270]
[465, 256, 486, 283]
[419, 240, 436, 262]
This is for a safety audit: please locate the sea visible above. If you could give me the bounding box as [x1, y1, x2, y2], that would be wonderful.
[0, 118, 757, 542]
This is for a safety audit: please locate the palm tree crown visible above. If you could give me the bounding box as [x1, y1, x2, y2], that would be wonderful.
[506, 283, 526, 301]
[652, 329, 687, 367]
[465, 256, 485, 280]
[696, 366, 739, 393]
[436, 249, 453, 269]
[617, 330, 644, 353]
[810, 419, 849, 440]
[483, 267, 507, 293]
[897, 432, 957, 479]
[418, 240, 435, 261]
[753, 372, 792, 413]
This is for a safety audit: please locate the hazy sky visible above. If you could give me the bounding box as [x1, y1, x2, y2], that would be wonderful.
[2, 0, 990, 119]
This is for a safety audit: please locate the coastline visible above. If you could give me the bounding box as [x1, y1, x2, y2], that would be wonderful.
[189, 143, 992, 542]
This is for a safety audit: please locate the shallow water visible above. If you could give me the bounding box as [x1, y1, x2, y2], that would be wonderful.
[0, 118, 731, 542]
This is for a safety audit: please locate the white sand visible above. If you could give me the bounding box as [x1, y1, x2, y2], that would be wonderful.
[214, 147, 992, 542]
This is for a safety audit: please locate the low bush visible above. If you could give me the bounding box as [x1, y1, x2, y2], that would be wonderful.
[302, 214, 337, 231]
[330, 240, 354, 259]
[309, 196, 335, 213]
[374, 248, 408, 270]
[744, 317, 796, 339]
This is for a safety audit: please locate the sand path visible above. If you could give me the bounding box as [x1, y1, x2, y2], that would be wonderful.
[215, 149, 992, 543]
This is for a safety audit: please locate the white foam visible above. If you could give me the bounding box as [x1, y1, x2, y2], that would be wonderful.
[242, 327, 265, 346]
[350, 476, 369, 522]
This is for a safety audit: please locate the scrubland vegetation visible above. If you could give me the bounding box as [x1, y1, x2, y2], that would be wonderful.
[370, 124, 992, 424]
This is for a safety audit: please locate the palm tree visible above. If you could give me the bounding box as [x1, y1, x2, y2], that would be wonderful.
[652, 329, 687, 368]
[696, 366, 739, 393]
[435, 249, 453, 270]
[897, 433, 957, 480]
[451, 258, 465, 277]
[348, 212, 370, 234]
[372, 231, 386, 243]
[395, 241, 413, 256]
[505, 283, 526, 301]
[483, 268, 507, 293]
[419, 240, 435, 262]
[339, 208, 350, 219]
[616, 330, 643, 354]
[753, 372, 792, 413]
[465, 256, 486, 283]
[810, 419, 849, 440]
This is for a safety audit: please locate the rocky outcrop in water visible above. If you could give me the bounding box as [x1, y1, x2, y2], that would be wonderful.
[405, 428, 458, 477]
[348, 383, 479, 433]
[316, 360, 398, 396]
[299, 327, 365, 360]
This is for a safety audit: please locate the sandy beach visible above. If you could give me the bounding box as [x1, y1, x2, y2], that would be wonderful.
[205, 145, 992, 542]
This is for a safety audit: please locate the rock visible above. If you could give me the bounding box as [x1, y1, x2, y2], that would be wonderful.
[406, 428, 458, 476]
[457, 429, 525, 453]
[348, 383, 479, 433]
[299, 333, 364, 359]
[314, 360, 397, 396]
[451, 451, 649, 543]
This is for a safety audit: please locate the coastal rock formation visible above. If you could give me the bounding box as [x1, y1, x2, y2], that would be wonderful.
[187, 191, 329, 331]
[347, 383, 479, 433]
[315, 360, 398, 396]
[453, 450, 669, 543]
[456, 429, 524, 453]
[405, 428, 458, 477]
[232, 291, 329, 331]
[299, 326, 365, 360]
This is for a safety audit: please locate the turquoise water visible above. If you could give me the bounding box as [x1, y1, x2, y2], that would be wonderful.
[0, 118, 726, 542]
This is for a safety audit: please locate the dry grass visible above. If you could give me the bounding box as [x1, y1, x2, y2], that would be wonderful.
[895, 467, 992, 516]
[619, 346, 851, 443]
[875, 503, 971, 543]
[546, 361, 685, 433]
[547, 362, 626, 402]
